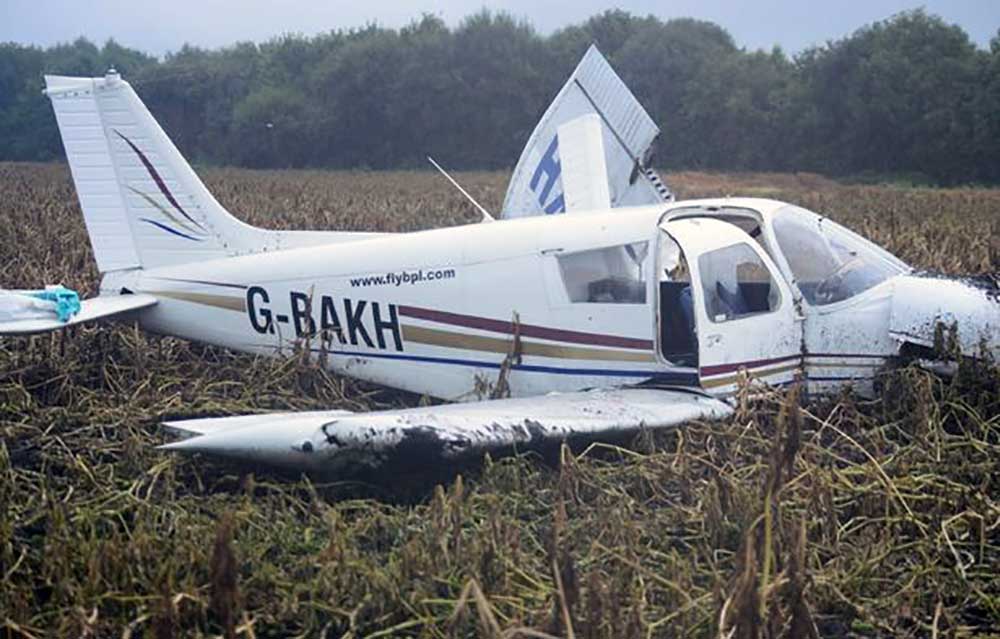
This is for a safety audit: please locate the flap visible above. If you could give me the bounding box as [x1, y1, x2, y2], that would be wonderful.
[557, 114, 612, 212]
[160, 387, 732, 472]
[0, 294, 157, 335]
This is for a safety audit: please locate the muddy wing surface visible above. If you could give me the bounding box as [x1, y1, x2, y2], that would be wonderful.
[160, 387, 732, 473]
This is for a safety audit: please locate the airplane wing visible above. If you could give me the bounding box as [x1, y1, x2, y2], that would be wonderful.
[501, 45, 672, 219]
[159, 387, 732, 473]
[0, 293, 157, 335]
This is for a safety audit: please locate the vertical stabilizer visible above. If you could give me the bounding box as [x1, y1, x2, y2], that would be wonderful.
[45, 71, 288, 272]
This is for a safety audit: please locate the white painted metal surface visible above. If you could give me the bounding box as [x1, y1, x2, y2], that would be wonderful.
[45, 73, 142, 272]
[557, 114, 612, 212]
[662, 217, 802, 393]
[501, 45, 666, 218]
[44, 72, 382, 273]
[161, 388, 733, 472]
[890, 274, 1000, 359]
[163, 409, 356, 436]
[134, 205, 670, 401]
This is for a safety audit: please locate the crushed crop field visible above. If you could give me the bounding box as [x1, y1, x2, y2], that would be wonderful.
[1, 163, 998, 638]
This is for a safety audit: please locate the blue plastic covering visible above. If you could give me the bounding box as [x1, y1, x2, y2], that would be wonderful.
[28, 285, 81, 322]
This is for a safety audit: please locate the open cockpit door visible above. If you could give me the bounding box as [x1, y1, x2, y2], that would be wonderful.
[659, 218, 802, 395]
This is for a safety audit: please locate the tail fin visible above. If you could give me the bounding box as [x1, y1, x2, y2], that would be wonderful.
[45, 71, 291, 273]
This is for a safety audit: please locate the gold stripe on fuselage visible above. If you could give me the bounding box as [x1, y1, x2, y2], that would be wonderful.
[401, 324, 656, 363]
[700, 361, 802, 389]
[805, 361, 883, 369]
[145, 290, 246, 313]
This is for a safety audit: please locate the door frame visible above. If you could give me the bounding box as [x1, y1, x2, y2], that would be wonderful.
[659, 217, 803, 394]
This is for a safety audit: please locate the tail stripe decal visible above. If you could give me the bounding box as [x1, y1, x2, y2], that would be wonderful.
[114, 130, 207, 233]
[127, 186, 203, 236]
[139, 218, 205, 242]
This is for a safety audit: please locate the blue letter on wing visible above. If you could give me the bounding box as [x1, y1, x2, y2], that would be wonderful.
[529, 137, 566, 214]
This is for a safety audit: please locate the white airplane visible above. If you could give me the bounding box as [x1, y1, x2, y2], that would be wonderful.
[2, 47, 997, 473]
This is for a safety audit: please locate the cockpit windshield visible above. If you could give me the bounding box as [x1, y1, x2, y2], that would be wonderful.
[772, 206, 907, 305]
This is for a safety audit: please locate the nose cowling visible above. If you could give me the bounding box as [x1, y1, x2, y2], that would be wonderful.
[889, 274, 1000, 361]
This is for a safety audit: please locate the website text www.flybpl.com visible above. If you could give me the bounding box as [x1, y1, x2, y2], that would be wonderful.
[350, 267, 457, 288]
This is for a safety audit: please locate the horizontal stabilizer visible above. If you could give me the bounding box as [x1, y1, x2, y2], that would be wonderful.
[0, 294, 157, 335]
[159, 388, 732, 473]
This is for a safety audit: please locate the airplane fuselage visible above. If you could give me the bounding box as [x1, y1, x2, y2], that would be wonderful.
[121, 204, 671, 400]
[99, 197, 974, 403]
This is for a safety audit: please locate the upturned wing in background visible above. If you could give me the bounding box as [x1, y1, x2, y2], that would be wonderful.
[501, 45, 672, 218]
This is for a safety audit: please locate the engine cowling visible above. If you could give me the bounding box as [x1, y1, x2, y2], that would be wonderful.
[889, 274, 1000, 361]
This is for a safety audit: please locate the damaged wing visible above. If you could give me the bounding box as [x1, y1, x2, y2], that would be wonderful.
[501, 44, 672, 218]
[160, 388, 732, 473]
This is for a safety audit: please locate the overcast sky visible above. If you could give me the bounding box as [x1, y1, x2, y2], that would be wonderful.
[2, 0, 997, 56]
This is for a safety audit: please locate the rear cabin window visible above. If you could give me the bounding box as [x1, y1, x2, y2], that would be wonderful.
[557, 241, 648, 304]
[697, 243, 779, 322]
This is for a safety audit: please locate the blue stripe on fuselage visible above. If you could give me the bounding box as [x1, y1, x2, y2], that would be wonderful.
[311, 347, 697, 382]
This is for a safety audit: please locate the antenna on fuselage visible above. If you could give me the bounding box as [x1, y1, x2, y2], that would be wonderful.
[427, 156, 495, 223]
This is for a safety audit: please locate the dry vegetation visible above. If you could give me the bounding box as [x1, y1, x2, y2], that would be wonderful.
[0, 162, 998, 638]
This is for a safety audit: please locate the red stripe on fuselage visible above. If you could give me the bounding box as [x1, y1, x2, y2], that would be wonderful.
[699, 352, 888, 377]
[699, 354, 802, 377]
[397, 305, 654, 351]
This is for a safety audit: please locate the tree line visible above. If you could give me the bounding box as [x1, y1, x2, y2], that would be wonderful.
[1, 9, 998, 184]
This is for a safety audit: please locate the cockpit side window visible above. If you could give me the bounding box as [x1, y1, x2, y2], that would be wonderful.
[697, 243, 780, 323]
[557, 241, 648, 304]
